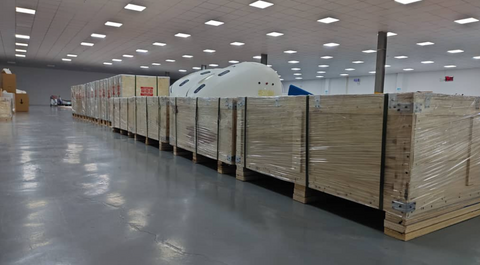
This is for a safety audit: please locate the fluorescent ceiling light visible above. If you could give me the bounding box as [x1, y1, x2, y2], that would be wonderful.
[352, 61, 364, 64]
[317, 71, 326, 74]
[318, 65, 329, 68]
[316, 76, 324, 78]
[105, 21, 123, 27]
[363, 49, 376, 53]
[166, 59, 175, 62]
[136, 49, 148, 53]
[448, 49, 464, 54]
[340, 74, 349, 76]
[267, 65, 272, 67]
[417, 41, 434, 46]
[369, 71, 376, 74]
[280, 79, 284, 81]
[16, 7, 36, 15]
[15, 49, 27, 53]
[91, 33, 106, 38]
[81, 42, 94, 46]
[15, 54, 26, 57]
[103, 62, 112, 65]
[403, 68, 414, 71]
[62, 58, 72, 61]
[112, 59, 122, 62]
[266, 32, 284, 37]
[454, 18, 479, 24]
[249, 1, 274, 9]
[444, 65, 457, 68]
[67, 54, 77, 57]
[295, 77, 303, 80]
[16, 43, 28, 47]
[124, 4, 146, 12]
[394, 55, 408, 59]
[179, 69, 187, 72]
[152, 63, 161, 66]
[253, 56, 261, 59]
[205, 20, 224, 26]
[291, 68, 301, 71]
[175, 33, 191, 38]
[387, 32, 397, 37]
[321, 56, 333, 59]
[345, 68, 355, 71]
[395, 0, 422, 4]
[153, 42, 166, 46]
[288, 60, 300, 64]
[421, 61, 434, 64]
[123, 54, 134, 58]
[193, 67, 201, 70]
[473, 56, 480, 60]
[15, 34, 30, 39]
[294, 73, 302, 76]
[209, 64, 219, 67]
[229, 60, 239, 63]
[385, 65, 391, 68]
[323, 43, 339, 47]
[317, 17, 339, 24]
[230, 42, 245, 46]
[203, 49, 216, 53]
[284, 50, 297, 54]
[140, 66, 149, 69]
[182, 55, 193, 58]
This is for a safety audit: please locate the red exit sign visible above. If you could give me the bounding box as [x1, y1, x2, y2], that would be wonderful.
[445, 76, 454, 82]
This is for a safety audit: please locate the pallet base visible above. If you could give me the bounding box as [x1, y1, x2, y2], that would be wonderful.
[0, 117, 12, 122]
[217, 161, 235, 174]
[135, 134, 147, 142]
[127, 132, 135, 138]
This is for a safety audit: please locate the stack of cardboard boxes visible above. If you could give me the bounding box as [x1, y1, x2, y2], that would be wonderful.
[1, 69, 29, 112]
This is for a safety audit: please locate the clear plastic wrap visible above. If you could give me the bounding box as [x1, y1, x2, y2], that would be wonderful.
[95, 81, 100, 119]
[109, 98, 114, 126]
[236, 96, 307, 185]
[159, 97, 170, 143]
[71, 86, 76, 114]
[136, 97, 147, 137]
[120, 98, 128, 130]
[218, 98, 237, 165]
[173, 97, 196, 152]
[309, 94, 385, 208]
[102, 79, 108, 121]
[113, 98, 121, 129]
[197, 98, 219, 159]
[385, 93, 480, 222]
[169, 97, 176, 146]
[80, 84, 86, 116]
[127, 97, 136, 133]
[147, 97, 160, 141]
[88, 82, 94, 118]
[0, 97, 13, 120]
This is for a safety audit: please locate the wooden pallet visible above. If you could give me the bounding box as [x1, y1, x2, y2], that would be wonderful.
[127, 132, 135, 138]
[0, 117, 12, 122]
[135, 134, 147, 142]
[172, 146, 234, 174]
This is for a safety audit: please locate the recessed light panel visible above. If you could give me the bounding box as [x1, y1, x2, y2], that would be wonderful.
[294, 73, 302, 76]
[369, 71, 376, 74]
[321, 56, 333, 59]
[295, 77, 303, 80]
[387, 32, 397, 37]
[123, 54, 134, 58]
[291, 68, 301, 71]
[394, 56, 408, 59]
[209, 64, 219, 67]
[229, 60, 239, 63]
[103, 62, 112, 65]
[16, 7, 36, 15]
[16, 43, 28, 47]
[62, 58, 72, 62]
[203, 49, 216, 53]
[317, 71, 326, 74]
[15, 34, 30, 39]
[266, 32, 284, 37]
[112, 59, 122, 62]
[323, 43, 340, 47]
[15, 49, 27, 53]
[421, 61, 434, 64]
[152, 63, 161, 66]
[15, 54, 26, 57]
[385, 65, 391, 68]
[67, 54, 77, 57]
[182, 55, 193, 58]
[316, 76, 324, 78]
[249, 1, 274, 9]
[345, 68, 355, 71]
[140, 66, 149, 69]
[166, 59, 175, 62]
[81, 42, 94, 46]
[448, 49, 464, 54]
[205, 20, 224, 26]
[288, 60, 300, 64]
[363, 49, 376, 53]
[454, 18, 479, 24]
[124, 4, 146, 12]
[253, 56, 261, 59]
[175, 33, 191, 38]
[340, 74, 349, 76]
[473, 56, 480, 60]
[403, 68, 414, 71]
[179, 69, 187, 72]
[395, 0, 422, 5]
[91, 33, 106, 38]
[444, 65, 457, 68]
[136, 49, 148, 53]
[284, 50, 297, 54]
[417, 41, 434, 46]
[318, 65, 329, 68]
[352, 61, 364, 64]
[317, 17, 339, 24]
[230, 42, 245, 46]
[105, 21, 123, 27]
[193, 67, 201, 70]
[153, 42, 166, 46]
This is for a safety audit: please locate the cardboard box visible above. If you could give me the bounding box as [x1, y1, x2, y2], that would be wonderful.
[15, 93, 29, 112]
[1, 73, 17, 94]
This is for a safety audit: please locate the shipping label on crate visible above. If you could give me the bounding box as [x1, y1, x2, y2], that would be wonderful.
[140, 87, 154, 96]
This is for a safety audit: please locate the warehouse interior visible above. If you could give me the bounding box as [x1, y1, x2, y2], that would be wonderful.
[1, 0, 480, 264]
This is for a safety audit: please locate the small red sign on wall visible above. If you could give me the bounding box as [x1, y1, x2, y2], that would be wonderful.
[445, 76, 454, 82]
[140, 87, 154, 96]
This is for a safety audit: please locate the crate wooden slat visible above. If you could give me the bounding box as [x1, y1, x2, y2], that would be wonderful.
[171, 97, 196, 152]
[218, 98, 237, 165]
[109, 98, 114, 127]
[157, 77, 170, 96]
[384, 92, 480, 240]
[136, 97, 147, 137]
[127, 97, 136, 134]
[147, 97, 160, 141]
[159, 97, 170, 144]
[308, 94, 385, 208]
[197, 98, 219, 160]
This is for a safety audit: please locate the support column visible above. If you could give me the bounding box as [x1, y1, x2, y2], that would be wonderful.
[374, 31, 387, 94]
[201, 65, 207, 70]
[261, 54, 268, 65]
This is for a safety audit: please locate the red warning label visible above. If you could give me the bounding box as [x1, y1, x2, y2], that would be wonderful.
[140, 87, 154, 96]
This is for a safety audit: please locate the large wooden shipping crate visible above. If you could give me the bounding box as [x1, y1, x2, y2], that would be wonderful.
[136, 75, 157, 97]
[236, 96, 308, 190]
[102, 79, 108, 121]
[80, 84, 86, 117]
[147, 97, 160, 141]
[170, 97, 197, 152]
[94, 81, 100, 119]
[383, 93, 480, 240]
[109, 98, 114, 127]
[136, 97, 147, 137]
[308, 94, 385, 208]
[113, 98, 121, 129]
[114, 75, 136, 97]
[127, 97, 136, 133]
[120, 98, 128, 131]
[218, 98, 237, 165]
[159, 97, 170, 143]
[88, 82, 95, 118]
[157, 77, 170, 96]
[197, 98, 220, 159]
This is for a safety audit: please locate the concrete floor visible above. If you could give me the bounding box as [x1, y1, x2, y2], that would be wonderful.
[1, 106, 480, 265]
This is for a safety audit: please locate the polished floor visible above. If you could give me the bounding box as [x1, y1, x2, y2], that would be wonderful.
[1, 106, 479, 265]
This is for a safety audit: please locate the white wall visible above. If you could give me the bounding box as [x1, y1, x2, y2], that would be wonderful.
[283, 68, 480, 96]
[0, 65, 116, 105]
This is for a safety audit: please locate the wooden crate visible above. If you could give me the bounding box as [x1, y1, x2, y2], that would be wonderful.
[169, 97, 176, 146]
[127, 97, 136, 134]
[197, 98, 219, 160]
[114, 75, 136, 97]
[157, 77, 170, 96]
[236, 96, 309, 201]
[120, 98, 128, 131]
[136, 97, 147, 137]
[113, 98, 121, 129]
[136, 75, 157, 97]
[218, 98, 237, 165]
[147, 97, 160, 141]
[159, 97, 170, 144]
[109, 98, 114, 127]
[173, 97, 197, 152]
[308, 94, 385, 208]
[383, 92, 480, 241]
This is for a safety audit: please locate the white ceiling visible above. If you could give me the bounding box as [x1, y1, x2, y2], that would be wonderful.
[1, 0, 480, 80]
